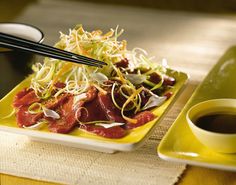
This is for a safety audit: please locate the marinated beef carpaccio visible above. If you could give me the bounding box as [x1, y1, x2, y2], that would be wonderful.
[13, 25, 176, 138]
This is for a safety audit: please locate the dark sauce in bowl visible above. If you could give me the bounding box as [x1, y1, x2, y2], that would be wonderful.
[195, 113, 236, 134]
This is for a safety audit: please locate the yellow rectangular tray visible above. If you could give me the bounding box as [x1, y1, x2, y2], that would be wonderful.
[158, 46, 236, 171]
[0, 69, 188, 153]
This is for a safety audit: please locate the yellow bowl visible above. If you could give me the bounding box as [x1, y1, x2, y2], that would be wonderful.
[186, 99, 236, 153]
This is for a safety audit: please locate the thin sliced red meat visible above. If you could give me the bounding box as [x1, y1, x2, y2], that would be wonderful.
[149, 73, 176, 86]
[140, 89, 151, 107]
[48, 116, 76, 133]
[79, 91, 125, 123]
[13, 88, 40, 108]
[15, 94, 71, 128]
[164, 91, 173, 100]
[115, 58, 129, 68]
[54, 82, 66, 89]
[48, 95, 77, 133]
[86, 86, 98, 102]
[15, 88, 31, 99]
[46, 87, 97, 133]
[80, 124, 126, 138]
[79, 97, 107, 122]
[126, 111, 156, 129]
[98, 93, 125, 123]
[79, 92, 127, 138]
[16, 106, 43, 127]
[163, 75, 176, 86]
[44, 93, 69, 109]
[149, 73, 162, 84]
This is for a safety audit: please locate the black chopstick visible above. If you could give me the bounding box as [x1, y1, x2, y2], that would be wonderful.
[0, 32, 104, 64]
[0, 32, 106, 67]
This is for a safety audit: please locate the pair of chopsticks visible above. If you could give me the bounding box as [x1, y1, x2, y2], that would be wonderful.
[0, 32, 106, 67]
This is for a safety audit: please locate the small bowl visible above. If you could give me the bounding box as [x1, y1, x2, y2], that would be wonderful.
[0, 22, 44, 43]
[186, 99, 236, 153]
[0, 23, 44, 98]
[0, 22, 44, 70]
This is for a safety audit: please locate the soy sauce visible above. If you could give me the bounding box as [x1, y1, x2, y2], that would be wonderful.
[195, 113, 236, 134]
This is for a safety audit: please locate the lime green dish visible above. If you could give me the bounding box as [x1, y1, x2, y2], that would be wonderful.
[158, 46, 236, 171]
[0, 69, 188, 153]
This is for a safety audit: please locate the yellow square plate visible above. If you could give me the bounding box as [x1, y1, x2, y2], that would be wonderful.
[0, 69, 188, 153]
[158, 46, 236, 171]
